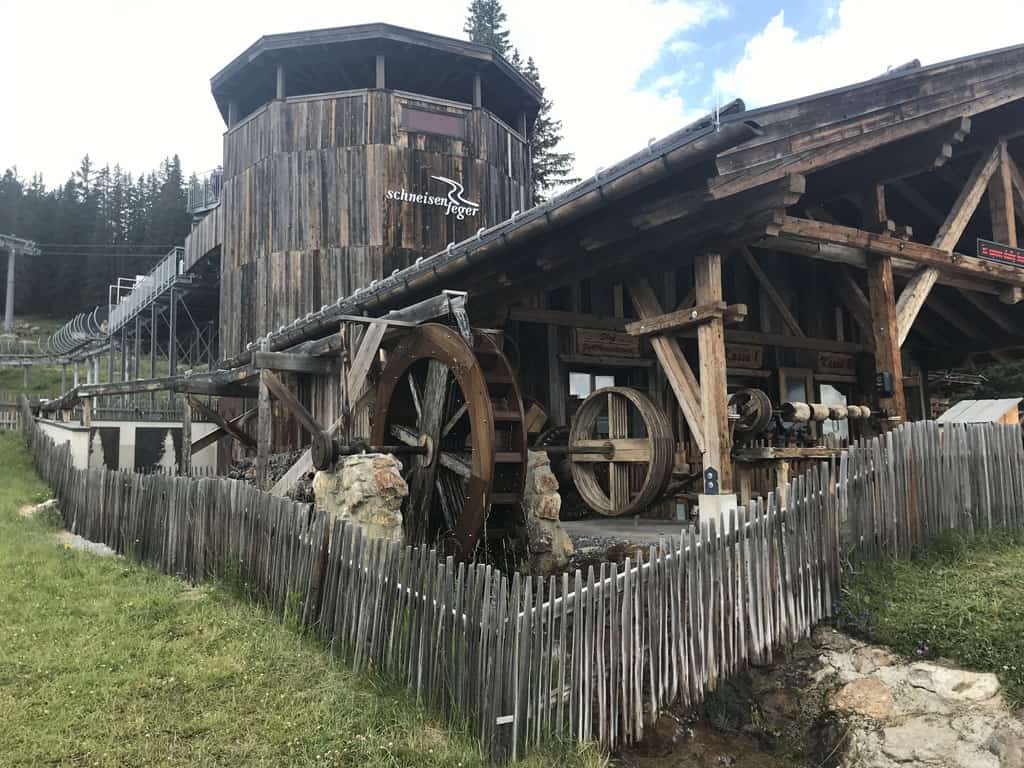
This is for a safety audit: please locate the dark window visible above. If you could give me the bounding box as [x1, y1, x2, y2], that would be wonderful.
[402, 108, 466, 139]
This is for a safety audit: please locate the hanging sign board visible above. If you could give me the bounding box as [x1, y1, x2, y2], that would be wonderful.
[977, 238, 1024, 268]
[575, 328, 642, 358]
[725, 344, 763, 369]
[817, 351, 856, 376]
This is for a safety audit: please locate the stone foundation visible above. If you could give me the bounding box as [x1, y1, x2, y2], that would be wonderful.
[313, 454, 408, 542]
[522, 450, 574, 575]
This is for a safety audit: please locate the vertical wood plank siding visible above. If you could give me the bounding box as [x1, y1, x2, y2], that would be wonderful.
[219, 91, 530, 361]
[28, 400, 1018, 762]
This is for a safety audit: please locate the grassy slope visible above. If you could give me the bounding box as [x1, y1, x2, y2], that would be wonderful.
[0, 432, 604, 767]
[841, 531, 1024, 706]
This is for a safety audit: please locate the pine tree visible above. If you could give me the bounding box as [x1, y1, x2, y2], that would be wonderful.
[463, 0, 510, 55]
[521, 57, 578, 202]
[463, 3, 578, 203]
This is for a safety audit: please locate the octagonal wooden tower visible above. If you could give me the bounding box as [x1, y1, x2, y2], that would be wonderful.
[212, 23, 542, 360]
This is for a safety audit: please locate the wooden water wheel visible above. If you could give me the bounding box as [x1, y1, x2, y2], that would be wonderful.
[568, 387, 674, 516]
[371, 324, 526, 558]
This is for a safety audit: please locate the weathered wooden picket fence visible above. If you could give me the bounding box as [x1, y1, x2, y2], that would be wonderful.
[18, 396, 1024, 761]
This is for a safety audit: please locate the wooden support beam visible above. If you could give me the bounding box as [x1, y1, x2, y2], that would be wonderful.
[805, 117, 971, 204]
[739, 246, 806, 337]
[694, 252, 732, 490]
[624, 301, 747, 337]
[895, 144, 1004, 346]
[891, 180, 946, 225]
[867, 254, 907, 422]
[1008, 153, 1024, 227]
[261, 370, 325, 438]
[627, 278, 706, 453]
[934, 143, 1001, 251]
[769, 216, 1024, 287]
[180, 399, 192, 476]
[256, 343, 272, 489]
[837, 267, 874, 339]
[507, 308, 627, 331]
[988, 141, 1017, 247]
[275, 64, 286, 100]
[862, 184, 889, 233]
[268, 320, 387, 497]
[253, 351, 335, 376]
[188, 396, 257, 449]
[190, 407, 257, 454]
[960, 291, 1020, 334]
[709, 77, 1024, 198]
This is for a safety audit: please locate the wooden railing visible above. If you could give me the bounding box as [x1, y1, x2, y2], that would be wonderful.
[19, 396, 1024, 761]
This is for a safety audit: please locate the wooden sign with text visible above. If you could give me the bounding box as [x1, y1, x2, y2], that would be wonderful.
[575, 328, 642, 358]
[725, 343, 763, 369]
[817, 351, 856, 375]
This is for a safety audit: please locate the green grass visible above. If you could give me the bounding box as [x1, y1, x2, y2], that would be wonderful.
[840, 529, 1024, 706]
[0, 432, 606, 767]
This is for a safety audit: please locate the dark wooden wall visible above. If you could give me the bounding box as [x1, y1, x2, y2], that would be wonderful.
[219, 89, 530, 360]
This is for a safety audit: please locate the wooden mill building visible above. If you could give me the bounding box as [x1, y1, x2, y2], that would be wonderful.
[45, 26, 1024, 556]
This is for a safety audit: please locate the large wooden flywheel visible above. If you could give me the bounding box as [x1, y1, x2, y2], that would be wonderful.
[371, 324, 526, 558]
[568, 387, 674, 516]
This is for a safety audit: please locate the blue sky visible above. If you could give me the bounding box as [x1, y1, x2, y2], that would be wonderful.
[2, 0, 1023, 186]
[636, 0, 842, 112]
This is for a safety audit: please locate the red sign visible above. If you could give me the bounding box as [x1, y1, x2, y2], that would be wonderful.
[977, 238, 1024, 268]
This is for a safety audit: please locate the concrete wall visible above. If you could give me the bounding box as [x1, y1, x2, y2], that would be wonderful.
[36, 418, 220, 473]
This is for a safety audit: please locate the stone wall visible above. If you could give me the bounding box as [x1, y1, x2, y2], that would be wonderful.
[313, 454, 407, 542]
[522, 450, 574, 575]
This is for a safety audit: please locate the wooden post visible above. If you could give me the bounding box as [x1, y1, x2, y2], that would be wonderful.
[256, 339, 272, 489]
[168, 288, 177, 411]
[694, 252, 732, 490]
[3, 244, 15, 335]
[517, 111, 528, 137]
[867, 254, 907, 424]
[180, 399, 192, 476]
[82, 396, 92, 428]
[472, 73, 482, 108]
[22, 365, 28, 390]
[227, 100, 239, 129]
[61, 365, 67, 393]
[338, 322, 351, 444]
[988, 141, 1017, 247]
[375, 53, 386, 90]
[150, 302, 157, 409]
[72, 362, 79, 389]
[275, 64, 286, 100]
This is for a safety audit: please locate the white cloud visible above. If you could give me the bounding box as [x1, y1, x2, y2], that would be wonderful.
[668, 39, 698, 55]
[714, 0, 1024, 108]
[0, 0, 721, 188]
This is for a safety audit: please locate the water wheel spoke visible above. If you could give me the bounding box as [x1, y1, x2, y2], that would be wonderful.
[438, 451, 472, 479]
[440, 402, 468, 438]
[408, 373, 423, 422]
[390, 424, 420, 446]
[408, 361, 450, 524]
[435, 474, 462, 531]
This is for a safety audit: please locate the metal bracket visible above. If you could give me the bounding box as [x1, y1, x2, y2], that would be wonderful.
[703, 467, 720, 495]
